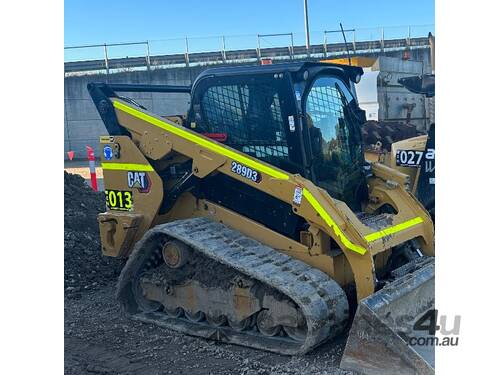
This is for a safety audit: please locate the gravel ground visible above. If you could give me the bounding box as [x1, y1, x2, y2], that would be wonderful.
[64, 171, 354, 375]
[65, 284, 353, 375]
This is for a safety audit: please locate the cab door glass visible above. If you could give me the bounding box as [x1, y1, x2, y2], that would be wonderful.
[305, 76, 365, 204]
[305, 76, 356, 165]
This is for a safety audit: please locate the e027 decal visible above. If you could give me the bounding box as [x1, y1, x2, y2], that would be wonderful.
[395, 150, 424, 167]
[230, 161, 262, 183]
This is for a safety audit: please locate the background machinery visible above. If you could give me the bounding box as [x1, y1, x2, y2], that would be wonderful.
[360, 72, 435, 221]
[88, 62, 435, 374]
[383, 74, 435, 220]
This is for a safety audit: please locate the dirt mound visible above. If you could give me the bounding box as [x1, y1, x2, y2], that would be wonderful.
[64, 172, 123, 298]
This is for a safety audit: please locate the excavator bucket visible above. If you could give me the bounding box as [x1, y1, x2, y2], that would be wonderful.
[341, 258, 435, 375]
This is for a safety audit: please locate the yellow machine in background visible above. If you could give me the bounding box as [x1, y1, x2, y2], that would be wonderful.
[322, 56, 377, 68]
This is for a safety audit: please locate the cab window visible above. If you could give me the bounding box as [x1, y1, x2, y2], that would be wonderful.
[199, 79, 294, 169]
[304, 75, 365, 204]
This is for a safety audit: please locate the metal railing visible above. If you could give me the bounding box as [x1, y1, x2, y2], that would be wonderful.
[257, 33, 295, 60]
[323, 28, 355, 56]
[64, 24, 434, 74]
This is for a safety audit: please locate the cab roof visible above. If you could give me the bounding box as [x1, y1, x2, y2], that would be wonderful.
[192, 61, 363, 87]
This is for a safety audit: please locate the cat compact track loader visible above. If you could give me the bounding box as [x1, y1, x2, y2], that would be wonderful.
[88, 62, 435, 374]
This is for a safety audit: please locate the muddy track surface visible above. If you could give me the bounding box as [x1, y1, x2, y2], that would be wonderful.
[64, 172, 354, 375]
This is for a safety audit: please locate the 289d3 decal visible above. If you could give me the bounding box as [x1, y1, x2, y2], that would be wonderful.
[230, 161, 262, 183]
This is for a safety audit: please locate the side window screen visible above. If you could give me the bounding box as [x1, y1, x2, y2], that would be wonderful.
[201, 81, 290, 165]
[202, 85, 249, 139]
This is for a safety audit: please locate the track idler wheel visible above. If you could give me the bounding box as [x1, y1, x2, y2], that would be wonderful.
[228, 316, 255, 331]
[283, 325, 307, 342]
[283, 312, 307, 342]
[256, 310, 281, 337]
[162, 240, 191, 268]
[165, 307, 184, 318]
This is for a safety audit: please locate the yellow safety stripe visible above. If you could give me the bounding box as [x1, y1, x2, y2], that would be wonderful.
[101, 162, 154, 172]
[112, 100, 424, 254]
[302, 188, 367, 255]
[113, 100, 290, 181]
[364, 217, 424, 242]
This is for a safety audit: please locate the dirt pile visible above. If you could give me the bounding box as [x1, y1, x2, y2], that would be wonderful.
[64, 172, 123, 298]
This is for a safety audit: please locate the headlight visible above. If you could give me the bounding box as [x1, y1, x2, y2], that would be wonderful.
[354, 73, 362, 84]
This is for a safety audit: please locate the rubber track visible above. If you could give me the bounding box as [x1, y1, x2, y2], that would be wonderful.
[117, 217, 349, 355]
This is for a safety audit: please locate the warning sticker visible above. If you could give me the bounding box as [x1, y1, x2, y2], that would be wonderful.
[293, 186, 303, 205]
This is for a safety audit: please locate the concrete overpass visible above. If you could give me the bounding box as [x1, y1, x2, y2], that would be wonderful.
[65, 36, 430, 75]
[64, 36, 432, 160]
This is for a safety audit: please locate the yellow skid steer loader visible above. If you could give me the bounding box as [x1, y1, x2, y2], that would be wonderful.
[88, 62, 435, 374]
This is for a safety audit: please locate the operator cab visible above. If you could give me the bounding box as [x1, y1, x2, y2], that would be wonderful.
[188, 62, 368, 210]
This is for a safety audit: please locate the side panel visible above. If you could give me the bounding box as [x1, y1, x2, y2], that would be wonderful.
[98, 136, 164, 257]
[193, 173, 303, 240]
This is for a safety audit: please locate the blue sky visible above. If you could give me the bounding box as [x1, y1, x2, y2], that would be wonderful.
[65, 0, 434, 46]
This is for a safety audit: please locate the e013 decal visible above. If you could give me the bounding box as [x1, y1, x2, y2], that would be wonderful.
[230, 161, 262, 183]
[105, 189, 133, 211]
